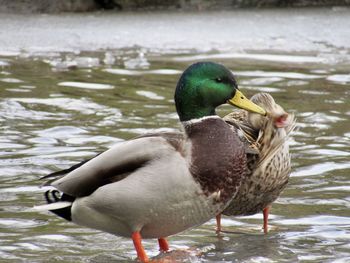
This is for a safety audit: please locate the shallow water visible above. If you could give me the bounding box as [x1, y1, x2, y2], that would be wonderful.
[0, 47, 350, 263]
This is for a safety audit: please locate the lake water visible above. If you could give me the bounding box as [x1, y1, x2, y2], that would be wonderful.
[0, 9, 350, 263]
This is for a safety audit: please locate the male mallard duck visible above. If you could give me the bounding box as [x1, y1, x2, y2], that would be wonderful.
[34, 62, 266, 262]
[216, 93, 296, 234]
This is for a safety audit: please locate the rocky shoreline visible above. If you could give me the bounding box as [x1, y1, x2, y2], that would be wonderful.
[0, 0, 349, 13]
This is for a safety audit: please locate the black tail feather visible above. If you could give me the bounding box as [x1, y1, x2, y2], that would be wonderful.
[40, 154, 102, 221]
[44, 190, 75, 221]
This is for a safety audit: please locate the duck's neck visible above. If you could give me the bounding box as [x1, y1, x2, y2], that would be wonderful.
[182, 116, 246, 204]
[181, 115, 219, 128]
[177, 107, 216, 122]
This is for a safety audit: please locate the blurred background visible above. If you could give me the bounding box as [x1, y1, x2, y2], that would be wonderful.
[0, 0, 350, 12]
[0, 1, 349, 262]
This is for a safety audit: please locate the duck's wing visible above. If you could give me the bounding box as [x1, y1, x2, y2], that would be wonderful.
[48, 133, 184, 197]
[257, 113, 296, 167]
[41, 132, 184, 184]
[41, 153, 101, 186]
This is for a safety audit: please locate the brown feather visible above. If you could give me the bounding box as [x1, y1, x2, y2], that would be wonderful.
[222, 93, 296, 216]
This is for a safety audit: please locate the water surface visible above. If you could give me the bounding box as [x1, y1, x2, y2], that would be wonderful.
[0, 48, 349, 262]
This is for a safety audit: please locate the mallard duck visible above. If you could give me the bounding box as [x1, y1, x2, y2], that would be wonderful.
[216, 93, 296, 234]
[34, 62, 266, 262]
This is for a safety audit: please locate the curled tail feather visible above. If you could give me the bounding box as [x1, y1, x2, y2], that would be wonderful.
[33, 190, 74, 221]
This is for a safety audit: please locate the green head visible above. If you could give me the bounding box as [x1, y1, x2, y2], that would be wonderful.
[175, 62, 266, 122]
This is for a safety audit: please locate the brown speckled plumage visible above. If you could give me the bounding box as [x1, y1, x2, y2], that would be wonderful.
[222, 93, 296, 217]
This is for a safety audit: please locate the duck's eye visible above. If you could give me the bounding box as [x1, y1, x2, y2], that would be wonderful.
[215, 77, 223, 83]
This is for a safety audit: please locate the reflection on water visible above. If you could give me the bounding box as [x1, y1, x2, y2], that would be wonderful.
[0, 49, 349, 262]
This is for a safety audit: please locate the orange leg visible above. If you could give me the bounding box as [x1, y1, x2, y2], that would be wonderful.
[263, 206, 271, 234]
[216, 214, 222, 233]
[132, 232, 149, 262]
[158, 237, 169, 252]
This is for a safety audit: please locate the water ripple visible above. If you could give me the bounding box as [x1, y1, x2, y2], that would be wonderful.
[0, 99, 68, 121]
[0, 50, 349, 262]
[327, 74, 350, 84]
[276, 215, 350, 226]
[58, 81, 114, 90]
[13, 97, 121, 117]
[35, 126, 87, 139]
[236, 70, 322, 79]
[0, 218, 45, 229]
[240, 77, 283, 85]
[136, 90, 165, 100]
[172, 53, 327, 63]
[304, 112, 347, 123]
[104, 68, 182, 75]
[305, 149, 350, 157]
[0, 77, 24, 83]
[292, 162, 350, 177]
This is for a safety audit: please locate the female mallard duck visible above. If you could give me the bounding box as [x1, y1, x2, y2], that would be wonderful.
[35, 62, 266, 262]
[216, 93, 296, 234]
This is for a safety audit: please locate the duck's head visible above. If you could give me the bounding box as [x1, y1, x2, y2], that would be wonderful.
[248, 93, 290, 129]
[175, 62, 266, 122]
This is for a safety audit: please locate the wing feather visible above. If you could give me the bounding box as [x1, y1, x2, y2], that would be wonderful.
[51, 136, 180, 197]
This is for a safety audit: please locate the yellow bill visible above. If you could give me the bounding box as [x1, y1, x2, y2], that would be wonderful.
[228, 90, 266, 115]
